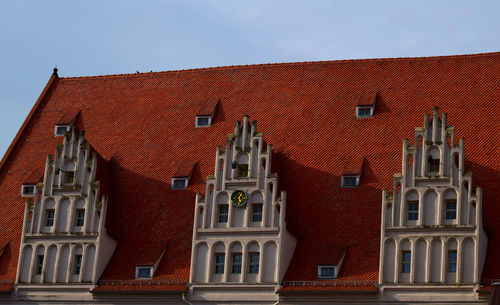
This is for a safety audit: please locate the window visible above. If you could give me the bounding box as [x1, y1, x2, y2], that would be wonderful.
[172, 178, 187, 190]
[356, 106, 373, 117]
[448, 250, 457, 272]
[445, 200, 457, 220]
[36, 255, 44, 274]
[341, 175, 359, 187]
[195, 116, 211, 127]
[318, 265, 337, 279]
[136, 266, 153, 279]
[401, 251, 411, 273]
[238, 164, 249, 178]
[252, 204, 263, 222]
[428, 156, 440, 173]
[64, 171, 75, 184]
[407, 201, 419, 221]
[248, 253, 259, 274]
[214, 253, 225, 274]
[76, 209, 85, 226]
[45, 209, 55, 226]
[74, 255, 82, 275]
[54, 125, 70, 136]
[218, 205, 228, 223]
[21, 185, 36, 196]
[231, 253, 242, 274]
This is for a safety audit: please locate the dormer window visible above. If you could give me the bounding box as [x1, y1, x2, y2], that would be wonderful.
[195, 99, 219, 127]
[318, 265, 337, 279]
[171, 178, 188, 190]
[21, 184, 36, 197]
[356, 106, 374, 118]
[171, 160, 196, 190]
[341, 175, 359, 187]
[54, 125, 70, 136]
[195, 116, 211, 127]
[135, 266, 153, 279]
[356, 92, 377, 118]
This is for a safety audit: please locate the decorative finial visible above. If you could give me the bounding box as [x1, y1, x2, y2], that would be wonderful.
[53, 65, 58, 76]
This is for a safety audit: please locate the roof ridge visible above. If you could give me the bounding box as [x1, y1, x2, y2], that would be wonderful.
[59, 51, 500, 80]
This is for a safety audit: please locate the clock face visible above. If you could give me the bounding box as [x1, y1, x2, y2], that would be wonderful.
[231, 190, 248, 207]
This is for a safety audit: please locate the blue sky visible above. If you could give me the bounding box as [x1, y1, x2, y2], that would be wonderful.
[0, 0, 499, 158]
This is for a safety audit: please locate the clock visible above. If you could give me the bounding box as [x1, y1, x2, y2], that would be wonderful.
[231, 190, 248, 207]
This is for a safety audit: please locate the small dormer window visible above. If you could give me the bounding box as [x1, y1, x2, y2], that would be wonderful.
[172, 178, 188, 190]
[135, 266, 153, 279]
[318, 265, 337, 279]
[341, 175, 359, 187]
[21, 184, 36, 197]
[195, 116, 211, 127]
[54, 125, 70, 136]
[356, 106, 373, 118]
[356, 92, 377, 118]
[195, 99, 219, 127]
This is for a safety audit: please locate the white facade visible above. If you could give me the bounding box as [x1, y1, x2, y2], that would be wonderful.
[15, 128, 117, 297]
[378, 107, 488, 302]
[188, 116, 297, 303]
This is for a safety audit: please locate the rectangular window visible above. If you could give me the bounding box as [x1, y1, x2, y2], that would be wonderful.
[342, 175, 359, 187]
[248, 253, 260, 274]
[231, 253, 242, 274]
[74, 255, 82, 275]
[407, 201, 419, 221]
[172, 178, 187, 190]
[55, 125, 69, 136]
[238, 164, 249, 178]
[76, 209, 85, 226]
[45, 209, 55, 227]
[356, 107, 372, 117]
[196, 116, 210, 127]
[401, 251, 411, 273]
[64, 171, 75, 184]
[218, 205, 228, 223]
[318, 266, 336, 279]
[445, 200, 457, 220]
[36, 255, 44, 274]
[21, 185, 35, 196]
[429, 158, 440, 173]
[448, 250, 457, 272]
[136, 267, 153, 278]
[214, 253, 225, 274]
[252, 204, 263, 222]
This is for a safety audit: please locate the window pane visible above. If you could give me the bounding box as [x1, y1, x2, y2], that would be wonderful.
[197, 117, 210, 126]
[138, 267, 151, 277]
[252, 204, 263, 222]
[232, 253, 242, 274]
[320, 267, 335, 277]
[218, 205, 228, 223]
[215, 254, 225, 274]
[249, 253, 259, 274]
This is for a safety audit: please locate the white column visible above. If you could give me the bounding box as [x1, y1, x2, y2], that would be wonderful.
[436, 191, 443, 226]
[223, 246, 230, 283]
[66, 198, 76, 232]
[394, 241, 400, 283]
[257, 245, 264, 283]
[410, 239, 416, 283]
[456, 238, 462, 283]
[66, 244, 75, 283]
[425, 239, 431, 283]
[206, 244, 214, 283]
[241, 244, 249, 283]
[79, 245, 88, 283]
[417, 191, 424, 226]
[53, 245, 62, 283]
[440, 238, 446, 283]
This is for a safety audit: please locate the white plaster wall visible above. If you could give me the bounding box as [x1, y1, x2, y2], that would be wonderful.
[430, 239, 441, 282]
[424, 191, 437, 225]
[194, 243, 208, 283]
[19, 246, 32, 283]
[263, 242, 277, 283]
[57, 245, 69, 282]
[45, 246, 57, 283]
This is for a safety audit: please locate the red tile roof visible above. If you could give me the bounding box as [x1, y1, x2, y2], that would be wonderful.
[22, 168, 45, 184]
[196, 99, 219, 116]
[56, 110, 80, 125]
[172, 160, 197, 178]
[356, 92, 377, 106]
[1, 52, 499, 292]
[342, 157, 365, 175]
